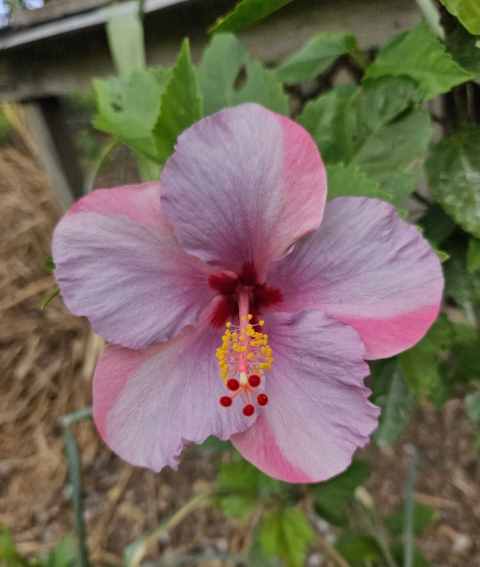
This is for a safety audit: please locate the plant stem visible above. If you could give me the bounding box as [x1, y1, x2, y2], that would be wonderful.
[355, 501, 398, 567]
[85, 138, 118, 193]
[415, 0, 445, 39]
[60, 406, 93, 428]
[371, 508, 399, 567]
[64, 427, 90, 567]
[403, 446, 418, 567]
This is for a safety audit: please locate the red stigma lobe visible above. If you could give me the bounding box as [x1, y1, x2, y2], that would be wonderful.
[243, 404, 255, 417]
[220, 396, 232, 407]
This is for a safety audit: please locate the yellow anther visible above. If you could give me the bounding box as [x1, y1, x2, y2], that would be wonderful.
[216, 320, 273, 390]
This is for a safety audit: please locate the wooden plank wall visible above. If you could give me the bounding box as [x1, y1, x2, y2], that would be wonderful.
[1, 0, 420, 101]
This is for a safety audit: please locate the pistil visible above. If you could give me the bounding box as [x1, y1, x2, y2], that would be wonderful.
[216, 292, 273, 416]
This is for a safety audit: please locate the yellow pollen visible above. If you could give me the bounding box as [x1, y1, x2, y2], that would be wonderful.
[215, 314, 273, 384]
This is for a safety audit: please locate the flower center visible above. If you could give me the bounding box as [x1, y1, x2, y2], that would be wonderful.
[216, 291, 273, 416]
[208, 262, 283, 328]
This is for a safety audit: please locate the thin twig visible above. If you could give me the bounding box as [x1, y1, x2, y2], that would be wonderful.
[309, 509, 351, 567]
[317, 535, 351, 567]
[129, 490, 213, 567]
[355, 501, 398, 567]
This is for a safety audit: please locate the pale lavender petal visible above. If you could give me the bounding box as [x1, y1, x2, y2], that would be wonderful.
[93, 324, 254, 471]
[270, 197, 444, 359]
[232, 310, 379, 483]
[52, 183, 214, 349]
[160, 103, 326, 279]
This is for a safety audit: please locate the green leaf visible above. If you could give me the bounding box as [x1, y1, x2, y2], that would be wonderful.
[466, 392, 480, 425]
[259, 507, 314, 567]
[93, 70, 165, 161]
[300, 77, 431, 205]
[327, 163, 391, 201]
[233, 59, 289, 114]
[439, 0, 480, 35]
[392, 543, 432, 567]
[298, 85, 356, 163]
[210, 0, 293, 33]
[447, 25, 480, 76]
[216, 458, 286, 519]
[134, 151, 161, 182]
[365, 23, 473, 100]
[450, 322, 480, 383]
[443, 237, 478, 310]
[352, 107, 432, 203]
[198, 436, 232, 455]
[426, 127, 480, 238]
[248, 536, 282, 567]
[419, 205, 456, 246]
[372, 361, 415, 447]
[0, 527, 31, 566]
[44, 536, 76, 567]
[346, 78, 431, 199]
[45, 255, 55, 273]
[314, 460, 370, 526]
[153, 39, 203, 164]
[399, 316, 453, 405]
[335, 534, 382, 566]
[276, 32, 358, 84]
[198, 33, 288, 114]
[198, 33, 249, 115]
[467, 238, 480, 273]
[386, 502, 437, 537]
[106, 11, 146, 76]
[149, 66, 174, 90]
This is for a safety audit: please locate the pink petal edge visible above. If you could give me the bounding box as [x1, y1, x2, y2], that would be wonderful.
[270, 197, 444, 359]
[93, 323, 255, 472]
[232, 311, 379, 483]
[53, 183, 214, 349]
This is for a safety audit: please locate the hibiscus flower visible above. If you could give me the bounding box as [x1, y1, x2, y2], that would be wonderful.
[52, 104, 443, 483]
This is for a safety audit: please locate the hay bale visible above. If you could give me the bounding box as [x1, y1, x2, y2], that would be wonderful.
[0, 147, 100, 551]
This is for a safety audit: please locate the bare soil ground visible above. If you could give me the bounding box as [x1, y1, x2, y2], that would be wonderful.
[0, 145, 478, 566]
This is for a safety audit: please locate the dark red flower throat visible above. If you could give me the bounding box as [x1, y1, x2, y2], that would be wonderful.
[208, 262, 282, 327]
